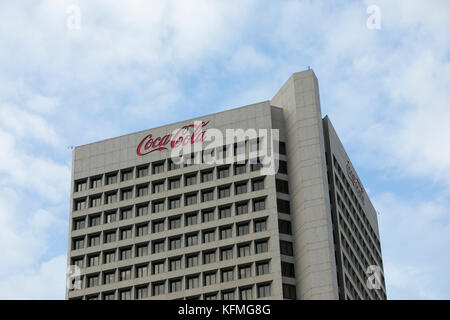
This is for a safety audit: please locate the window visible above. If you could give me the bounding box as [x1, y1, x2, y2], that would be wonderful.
[136, 224, 148, 237]
[187, 276, 199, 289]
[279, 141, 287, 155]
[170, 279, 182, 293]
[221, 247, 233, 261]
[281, 262, 295, 278]
[186, 233, 198, 247]
[238, 244, 250, 257]
[137, 166, 149, 178]
[153, 261, 164, 274]
[277, 199, 291, 214]
[121, 169, 133, 182]
[276, 179, 289, 194]
[185, 193, 197, 206]
[91, 177, 102, 189]
[105, 211, 116, 223]
[221, 269, 234, 282]
[252, 179, 264, 191]
[235, 182, 247, 195]
[73, 238, 84, 250]
[153, 282, 165, 296]
[153, 220, 165, 233]
[153, 240, 165, 254]
[104, 231, 116, 244]
[250, 158, 263, 171]
[106, 173, 117, 185]
[253, 198, 265, 211]
[236, 202, 248, 215]
[278, 220, 292, 235]
[280, 241, 293, 256]
[153, 181, 164, 193]
[90, 196, 101, 208]
[254, 219, 267, 232]
[220, 227, 232, 240]
[120, 228, 132, 240]
[234, 142, 245, 156]
[104, 251, 115, 263]
[239, 265, 251, 279]
[136, 286, 148, 299]
[168, 159, 180, 171]
[121, 189, 133, 201]
[88, 274, 99, 288]
[203, 251, 216, 264]
[222, 290, 235, 300]
[170, 258, 181, 271]
[218, 186, 230, 198]
[88, 255, 99, 267]
[283, 284, 297, 299]
[237, 223, 249, 236]
[103, 271, 115, 284]
[89, 215, 101, 227]
[256, 262, 269, 275]
[234, 163, 246, 175]
[202, 210, 214, 222]
[201, 170, 213, 182]
[169, 197, 181, 209]
[120, 248, 132, 260]
[136, 243, 148, 257]
[72, 257, 83, 268]
[258, 283, 271, 298]
[169, 178, 181, 190]
[136, 204, 149, 217]
[153, 162, 164, 174]
[240, 287, 252, 300]
[86, 295, 99, 300]
[73, 218, 85, 230]
[185, 174, 197, 186]
[202, 189, 214, 202]
[255, 240, 268, 254]
[136, 265, 148, 278]
[203, 230, 215, 243]
[105, 192, 117, 204]
[103, 292, 115, 300]
[186, 255, 198, 268]
[185, 213, 198, 226]
[219, 206, 231, 219]
[204, 293, 217, 300]
[75, 199, 86, 211]
[120, 289, 131, 300]
[169, 237, 182, 250]
[279, 160, 288, 174]
[218, 166, 230, 179]
[169, 216, 181, 229]
[153, 200, 165, 213]
[75, 180, 87, 192]
[89, 234, 100, 247]
[120, 268, 132, 281]
[137, 184, 149, 197]
[204, 272, 216, 286]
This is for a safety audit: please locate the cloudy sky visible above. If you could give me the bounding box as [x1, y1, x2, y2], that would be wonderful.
[0, 0, 449, 299]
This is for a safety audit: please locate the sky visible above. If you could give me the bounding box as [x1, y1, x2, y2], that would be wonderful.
[0, 0, 449, 299]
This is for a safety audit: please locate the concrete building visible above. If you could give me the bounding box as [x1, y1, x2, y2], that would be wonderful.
[66, 70, 386, 300]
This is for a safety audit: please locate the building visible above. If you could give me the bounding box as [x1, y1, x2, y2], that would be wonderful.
[66, 70, 387, 300]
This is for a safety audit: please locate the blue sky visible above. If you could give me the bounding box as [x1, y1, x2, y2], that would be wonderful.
[0, 0, 449, 299]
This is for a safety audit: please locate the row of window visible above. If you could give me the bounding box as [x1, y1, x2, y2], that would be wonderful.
[72, 217, 270, 251]
[72, 280, 279, 300]
[72, 196, 269, 234]
[73, 176, 272, 211]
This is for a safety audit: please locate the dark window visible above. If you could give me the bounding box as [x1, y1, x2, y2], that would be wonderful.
[276, 179, 289, 194]
[278, 220, 292, 234]
[280, 240, 294, 256]
[277, 199, 291, 214]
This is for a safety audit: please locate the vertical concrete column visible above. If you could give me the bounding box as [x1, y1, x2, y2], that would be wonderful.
[271, 70, 339, 299]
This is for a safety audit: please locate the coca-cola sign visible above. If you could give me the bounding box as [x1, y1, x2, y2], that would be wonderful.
[137, 121, 209, 156]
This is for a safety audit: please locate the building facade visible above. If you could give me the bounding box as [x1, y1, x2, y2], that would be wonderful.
[66, 70, 386, 300]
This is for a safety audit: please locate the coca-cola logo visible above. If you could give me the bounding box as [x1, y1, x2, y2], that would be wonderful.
[346, 160, 365, 206]
[137, 121, 209, 156]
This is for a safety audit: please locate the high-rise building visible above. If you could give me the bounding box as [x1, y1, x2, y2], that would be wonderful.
[66, 70, 386, 300]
